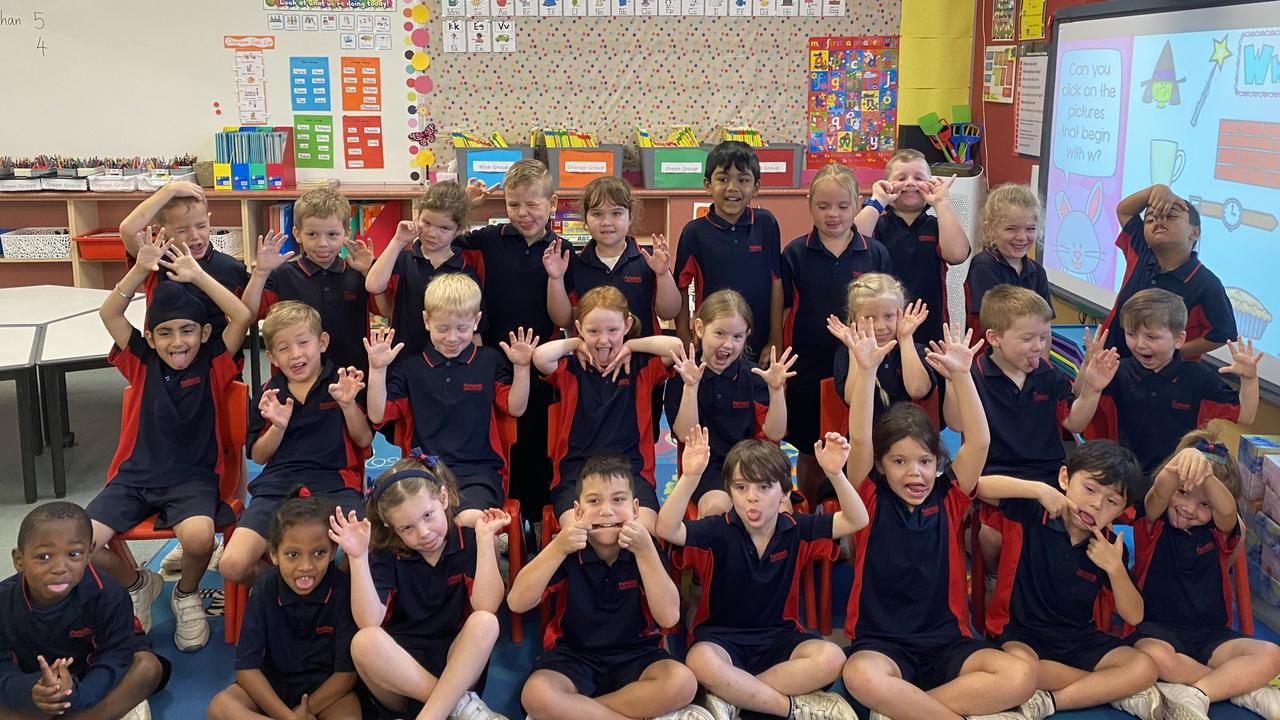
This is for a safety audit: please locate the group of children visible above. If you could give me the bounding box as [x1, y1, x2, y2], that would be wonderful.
[1, 140, 1275, 720]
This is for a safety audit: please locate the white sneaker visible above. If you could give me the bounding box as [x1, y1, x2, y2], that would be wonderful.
[451, 690, 507, 720]
[1231, 685, 1280, 720]
[120, 700, 151, 720]
[1156, 682, 1209, 720]
[170, 589, 209, 652]
[702, 692, 737, 720]
[1110, 685, 1162, 720]
[649, 705, 715, 720]
[159, 544, 184, 574]
[1017, 690, 1055, 720]
[129, 569, 164, 633]
[497, 532, 510, 555]
[792, 691, 859, 720]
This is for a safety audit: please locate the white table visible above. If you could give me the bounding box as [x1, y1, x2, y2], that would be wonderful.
[0, 326, 41, 501]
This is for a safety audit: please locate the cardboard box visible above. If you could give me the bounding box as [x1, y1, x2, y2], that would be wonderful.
[455, 146, 533, 189]
[546, 145, 623, 189]
[1264, 455, 1280, 497]
[1264, 543, 1280, 582]
[640, 147, 709, 189]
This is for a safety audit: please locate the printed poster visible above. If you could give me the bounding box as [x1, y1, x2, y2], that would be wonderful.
[805, 36, 899, 171]
[293, 114, 335, 169]
[289, 56, 330, 112]
[992, 0, 1016, 43]
[343, 115, 384, 169]
[340, 56, 382, 111]
[983, 45, 1017, 103]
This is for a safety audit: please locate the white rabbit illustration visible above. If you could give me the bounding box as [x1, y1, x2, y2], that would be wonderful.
[1054, 180, 1106, 285]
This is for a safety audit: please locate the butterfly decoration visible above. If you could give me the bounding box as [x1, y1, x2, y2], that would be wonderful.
[409, 123, 438, 146]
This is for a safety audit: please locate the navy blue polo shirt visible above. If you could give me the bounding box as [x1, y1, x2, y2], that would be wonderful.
[106, 329, 236, 489]
[543, 546, 665, 652]
[972, 349, 1074, 484]
[833, 344, 937, 425]
[663, 355, 770, 485]
[1133, 504, 1240, 630]
[1101, 353, 1239, 474]
[0, 565, 149, 713]
[235, 565, 356, 682]
[138, 248, 249, 337]
[460, 223, 566, 347]
[382, 344, 512, 485]
[369, 525, 477, 646]
[247, 361, 369, 496]
[782, 229, 894, 383]
[384, 243, 487, 359]
[675, 208, 782, 356]
[261, 256, 375, 373]
[1101, 214, 1237, 360]
[543, 354, 669, 491]
[964, 248, 1053, 329]
[873, 208, 950, 344]
[845, 468, 973, 643]
[564, 237, 661, 337]
[682, 510, 835, 632]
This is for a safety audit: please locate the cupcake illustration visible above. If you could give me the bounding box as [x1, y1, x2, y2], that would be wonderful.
[1227, 287, 1272, 340]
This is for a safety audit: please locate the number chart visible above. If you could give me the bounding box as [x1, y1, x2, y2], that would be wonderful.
[805, 35, 898, 171]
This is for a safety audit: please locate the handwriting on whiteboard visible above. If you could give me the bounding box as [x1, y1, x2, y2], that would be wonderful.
[0, 9, 49, 57]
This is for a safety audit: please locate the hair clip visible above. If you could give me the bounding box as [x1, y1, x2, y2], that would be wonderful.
[408, 447, 439, 467]
[1194, 439, 1229, 465]
[298, 487, 312, 498]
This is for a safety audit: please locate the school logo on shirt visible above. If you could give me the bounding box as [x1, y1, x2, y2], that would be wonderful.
[769, 550, 789, 562]
[344, 291, 358, 301]
[1033, 392, 1050, 402]
[748, 244, 763, 253]
[618, 579, 639, 591]
[315, 625, 335, 635]
[1197, 542, 1216, 556]
[68, 627, 93, 639]
[180, 376, 203, 389]
[623, 275, 643, 284]
[448, 573, 466, 586]
[463, 383, 484, 392]
[732, 400, 751, 409]
[319, 400, 339, 410]
[616, 378, 631, 387]
[1171, 399, 1191, 410]
[919, 235, 938, 243]
[921, 505, 940, 517]
[1075, 568, 1097, 583]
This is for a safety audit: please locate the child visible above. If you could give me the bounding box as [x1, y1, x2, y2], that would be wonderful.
[87, 233, 252, 652]
[119, 181, 250, 344]
[965, 184, 1053, 335]
[841, 321, 1048, 720]
[208, 490, 360, 720]
[657, 430, 865, 720]
[1129, 431, 1280, 719]
[365, 180, 487, 359]
[329, 458, 508, 720]
[782, 163, 894, 503]
[544, 175, 682, 337]
[1101, 288, 1260, 474]
[1, 502, 167, 720]
[854, 148, 971, 345]
[979, 442, 1162, 718]
[673, 141, 783, 361]
[219, 301, 373, 585]
[366, 273, 538, 528]
[829, 273, 935, 423]
[1100, 184, 1236, 361]
[242, 187, 377, 373]
[510, 455, 710, 720]
[532, 285, 683, 531]
[666, 289, 793, 517]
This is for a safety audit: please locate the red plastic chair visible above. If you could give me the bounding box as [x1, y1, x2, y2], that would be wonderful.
[106, 381, 249, 645]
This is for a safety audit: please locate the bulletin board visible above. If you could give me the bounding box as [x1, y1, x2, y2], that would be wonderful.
[0, 0, 898, 183]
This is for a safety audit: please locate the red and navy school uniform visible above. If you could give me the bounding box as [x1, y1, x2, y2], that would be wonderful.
[534, 546, 672, 697]
[0, 565, 163, 714]
[1101, 214, 1237, 361]
[674, 207, 782, 357]
[844, 468, 993, 690]
[1127, 503, 1244, 665]
[873, 207, 952, 344]
[243, 361, 369, 537]
[369, 525, 477, 678]
[380, 345, 514, 513]
[662, 355, 770, 501]
[134, 247, 250, 340]
[259, 256, 378, 374]
[564, 237, 662, 338]
[235, 565, 356, 708]
[1099, 352, 1239, 475]
[782, 229, 894, 451]
[964, 248, 1053, 334]
[971, 349, 1075, 485]
[87, 329, 237, 533]
[542, 353, 668, 517]
[984, 497, 1132, 670]
[832, 343, 937, 426]
[382, 243, 487, 359]
[681, 510, 836, 674]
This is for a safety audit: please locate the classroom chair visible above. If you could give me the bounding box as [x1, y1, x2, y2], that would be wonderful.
[105, 381, 249, 645]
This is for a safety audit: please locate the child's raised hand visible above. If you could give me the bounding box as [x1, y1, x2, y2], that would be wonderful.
[922, 175, 955, 206]
[850, 316, 897, 370]
[1220, 337, 1264, 380]
[826, 314, 856, 349]
[1080, 326, 1107, 371]
[642, 234, 671, 274]
[500, 327, 540, 367]
[896, 300, 929, 341]
[363, 327, 404, 370]
[681, 425, 712, 478]
[393, 220, 418, 248]
[1086, 526, 1126, 575]
[618, 519, 656, 556]
[542, 237, 570, 280]
[1147, 184, 1182, 219]
[327, 367, 366, 406]
[327, 507, 372, 559]
[925, 324, 982, 379]
[254, 229, 295, 275]
[465, 178, 495, 207]
[814, 432, 851, 476]
[259, 388, 295, 429]
[671, 342, 706, 387]
[344, 238, 375, 274]
[159, 241, 203, 283]
[474, 508, 512, 541]
[165, 180, 205, 201]
[1170, 447, 1214, 491]
[598, 343, 632, 382]
[1036, 485, 1077, 520]
[551, 519, 589, 555]
[871, 179, 900, 205]
[134, 227, 172, 272]
[1079, 347, 1120, 393]
[751, 345, 798, 390]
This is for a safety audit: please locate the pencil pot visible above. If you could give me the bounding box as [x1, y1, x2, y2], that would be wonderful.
[456, 146, 533, 188]
[640, 147, 709, 189]
[546, 145, 624, 189]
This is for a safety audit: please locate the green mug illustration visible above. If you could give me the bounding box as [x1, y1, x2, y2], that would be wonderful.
[1149, 139, 1185, 187]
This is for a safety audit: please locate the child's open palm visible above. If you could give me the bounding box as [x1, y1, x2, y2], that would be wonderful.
[814, 432, 851, 476]
[255, 229, 294, 274]
[1220, 337, 1263, 379]
[681, 425, 711, 479]
[364, 327, 404, 370]
[542, 238, 570, 280]
[328, 508, 371, 559]
[344, 238, 374, 274]
[850, 316, 897, 370]
[259, 389, 295, 429]
[327, 367, 366, 405]
[670, 342, 706, 387]
[500, 327, 540, 366]
[897, 300, 929, 341]
[134, 227, 172, 272]
[923, 175, 955, 206]
[1079, 347, 1120, 393]
[826, 314, 856, 349]
[159, 242, 202, 283]
[925, 324, 982, 379]
[642, 234, 671, 274]
[751, 346, 798, 390]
